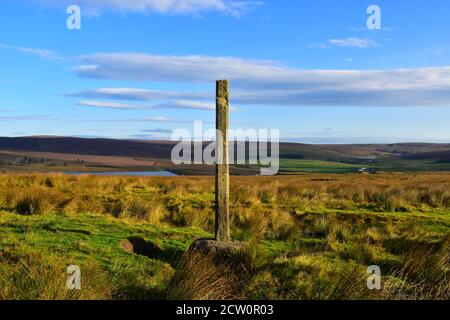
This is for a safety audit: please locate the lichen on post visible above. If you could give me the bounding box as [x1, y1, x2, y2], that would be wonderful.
[215, 80, 230, 242]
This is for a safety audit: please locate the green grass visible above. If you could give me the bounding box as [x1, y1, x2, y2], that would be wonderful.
[375, 159, 450, 172]
[280, 160, 368, 173]
[1, 208, 448, 300]
[0, 211, 210, 299]
[279, 158, 450, 174]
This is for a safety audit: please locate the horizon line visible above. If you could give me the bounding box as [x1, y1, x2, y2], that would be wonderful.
[1, 135, 449, 146]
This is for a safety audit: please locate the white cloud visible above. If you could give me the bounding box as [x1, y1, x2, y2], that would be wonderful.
[149, 116, 170, 122]
[77, 99, 224, 110]
[329, 37, 378, 48]
[66, 87, 210, 101]
[78, 100, 138, 109]
[17, 47, 62, 60]
[75, 54, 284, 85]
[0, 43, 62, 61]
[32, 0, 260, 16]
[94, 116, 172, 122]
[72, 53, 450, 107]
[87, 116, 212, 124]
[142, 128, 173, 133]
[155, 100, 215, 110]
[0, 115, 51, 121]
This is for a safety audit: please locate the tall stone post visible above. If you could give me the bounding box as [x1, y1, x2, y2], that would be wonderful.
[215, 80, 230, 242]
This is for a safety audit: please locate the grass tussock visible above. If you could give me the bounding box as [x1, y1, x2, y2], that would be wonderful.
[0, 248, 113, 300]
[166, 250, 248, 300]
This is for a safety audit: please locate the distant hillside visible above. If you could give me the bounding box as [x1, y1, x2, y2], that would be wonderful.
[1, 137, 449, 174]
[0, 137, 175, 159]
[0, 137, 449, 162]
[401, 150, 450, 160]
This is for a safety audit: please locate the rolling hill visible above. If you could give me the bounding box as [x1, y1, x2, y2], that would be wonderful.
[0, 136, 449, 174]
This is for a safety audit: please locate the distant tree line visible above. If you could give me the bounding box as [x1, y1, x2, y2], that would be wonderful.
[279, 154, 305, 160]
[0, 156, 73, 167]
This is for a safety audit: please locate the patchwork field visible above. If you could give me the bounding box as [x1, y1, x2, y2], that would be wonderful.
[1, 137, 450, 175]
[0, 173, 449, 300]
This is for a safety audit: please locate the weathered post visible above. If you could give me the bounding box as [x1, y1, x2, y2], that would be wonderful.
[215, 80, 230, 242]
[188, 80, 245, 261]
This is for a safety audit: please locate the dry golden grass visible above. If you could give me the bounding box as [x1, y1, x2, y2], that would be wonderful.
[0, 248, 113, 300]
[166, 250, 246, 300]
[0, 172, 449, 225]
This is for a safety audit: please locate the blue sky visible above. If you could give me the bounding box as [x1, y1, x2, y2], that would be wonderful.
[1, 0, 450, 143]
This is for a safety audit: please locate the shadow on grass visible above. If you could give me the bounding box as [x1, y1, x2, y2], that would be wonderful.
[121, 236, 185, 267]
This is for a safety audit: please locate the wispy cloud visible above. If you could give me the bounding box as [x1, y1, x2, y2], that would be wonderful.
[16, 47, 62, 60]
[347, 27, 396, 32]
[78, 100, 144, 109]
[31, 0, 261, 16]
[0, 115, 51, 121]
[87, 116, 206, 124]
[83, 116, 234, 126]
[150, 116, 170, 122]
[0, 43, 62, 61]
[155, 100, 215, 110]
[72, 53, 450, 107]
[65, 87, 210, 101]
[285, 136, 450, 144]
[142, 128, 173, 134]
[129, 134, 165, 140]
[309, 37, 378, 49]
[328, 37, 378, 48]
[77, 99, 224, 111]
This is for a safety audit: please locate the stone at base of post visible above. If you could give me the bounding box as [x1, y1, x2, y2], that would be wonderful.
[189, 238, 247, 262]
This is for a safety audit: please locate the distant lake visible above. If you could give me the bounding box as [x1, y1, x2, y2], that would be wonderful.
[64, 171, 177, 177]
